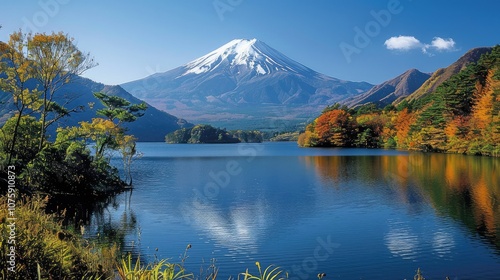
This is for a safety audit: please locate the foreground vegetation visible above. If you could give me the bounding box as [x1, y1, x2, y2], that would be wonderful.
[0, 196, 117, 279]
[0, 29, 147, 277]
[299, 46, 500, 156]
[0, 31, 147, 197]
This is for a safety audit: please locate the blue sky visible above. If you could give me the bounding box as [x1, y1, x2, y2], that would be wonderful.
[1, 0, 499, 86]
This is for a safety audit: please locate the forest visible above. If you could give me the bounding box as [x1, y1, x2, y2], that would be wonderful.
[166, 124, 263, 143]
[298, 46, 500, 157]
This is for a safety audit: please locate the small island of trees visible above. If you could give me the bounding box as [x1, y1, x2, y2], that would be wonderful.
[165, 124, 263, 144]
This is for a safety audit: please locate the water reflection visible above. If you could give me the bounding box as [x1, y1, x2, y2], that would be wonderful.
[73, 143, 500, 279]
[303, 152, 500, 254]
[385, 221, 419, 260]
[45, 190, 142, 258]
[180, 198, 270, 255]
[432, 230, 455, 258]
[174, 156, 320, 256]
[76, 191, 140, 256]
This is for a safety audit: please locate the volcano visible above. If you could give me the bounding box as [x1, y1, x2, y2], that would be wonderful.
[121, 39, 372, 129]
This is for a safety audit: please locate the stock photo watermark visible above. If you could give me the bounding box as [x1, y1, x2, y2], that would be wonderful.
[184, 142, 264, 217]
[5, 165, 17, 273]
[288, 235, 340, 280]
[22, 0, 71, 33]
[213, 0, 245, 21]
[127, 64, 165, 98]
[179, 105, 294, 222]
[339, 0, 407, 63]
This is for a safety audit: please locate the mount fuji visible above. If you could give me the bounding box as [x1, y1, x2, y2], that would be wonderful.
[121, 39, 372, 129]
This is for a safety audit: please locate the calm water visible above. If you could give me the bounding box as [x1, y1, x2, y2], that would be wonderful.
[89, 142, 500, 279]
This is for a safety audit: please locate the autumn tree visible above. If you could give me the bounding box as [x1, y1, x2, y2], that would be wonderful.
[393, 108, 417, 148]
[297, 122, 316, 147]
[315, 109, 356, 147]
[0, 30, 147, 196]
[54, 91, 147, 187]
[441, 115, 469, 153]
[470, 70, 498, 130]
[26, 31, 96, 151]
[0, 32, 42, 165]
[298, 46, 500, 156]
[78, 118, 123, 161]
[92, 92, 146, 160]
[72, 92, 146, 185]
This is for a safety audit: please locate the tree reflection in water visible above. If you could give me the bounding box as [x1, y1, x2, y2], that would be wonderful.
[302, 152, 500, 254]
[46, 190, 140, 258]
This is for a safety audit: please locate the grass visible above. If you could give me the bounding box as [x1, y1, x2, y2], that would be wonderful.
[0, 195, 117, 279]
[116, 253, 193, 280]
[239, 262, 287, 280]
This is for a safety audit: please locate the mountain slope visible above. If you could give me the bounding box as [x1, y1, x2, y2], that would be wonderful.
[299, 45, 500, 156]
[343, 69, 431, 107]
[400, 47, 493, 103]
[0, 77, 191, 141]
[122, 39, 372, 129]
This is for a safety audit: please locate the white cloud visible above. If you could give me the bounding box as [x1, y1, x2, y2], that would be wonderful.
[384, 36, 422, 51]
[385, 35, 457, 55]
[430, 37, 456, 51]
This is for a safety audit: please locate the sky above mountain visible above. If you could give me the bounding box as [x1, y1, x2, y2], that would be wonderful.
[1, 0, 499, 86]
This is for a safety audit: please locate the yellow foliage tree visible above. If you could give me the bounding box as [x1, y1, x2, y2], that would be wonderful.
[79, 118, 122, 161]
[0, 32, 42, 164]
[26, 31, 96, 151]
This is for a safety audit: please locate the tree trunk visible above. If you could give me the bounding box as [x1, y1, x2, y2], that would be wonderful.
[7, 111, 23, 165]
[38, 89, 49, 152]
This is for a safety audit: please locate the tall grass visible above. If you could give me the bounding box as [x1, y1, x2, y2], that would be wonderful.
[116, 253, 193, 280]
[0, 195, 116, 279]
[239, 262, 287, 280]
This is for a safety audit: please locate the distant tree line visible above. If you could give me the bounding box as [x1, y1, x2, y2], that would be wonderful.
[299, 46, 500, 157]
[166, 124, 263, 143]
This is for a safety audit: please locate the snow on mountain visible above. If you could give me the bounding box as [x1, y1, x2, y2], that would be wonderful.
[121, 39, 372, 130]
[181, 39, 312, 77]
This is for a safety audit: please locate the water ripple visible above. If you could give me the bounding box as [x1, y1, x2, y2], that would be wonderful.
[385, 223, 419, 260]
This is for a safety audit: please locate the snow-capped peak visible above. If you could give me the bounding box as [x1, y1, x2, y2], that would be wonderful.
[182, 38, 313, 77]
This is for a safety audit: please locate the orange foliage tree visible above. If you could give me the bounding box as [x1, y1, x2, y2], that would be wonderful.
[315, 109, 356, 147]
[393, 108, 416, 148]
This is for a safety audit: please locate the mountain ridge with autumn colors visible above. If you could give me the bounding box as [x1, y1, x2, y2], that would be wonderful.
[298, 45, 500, 157]
[399, 47, 493, 103]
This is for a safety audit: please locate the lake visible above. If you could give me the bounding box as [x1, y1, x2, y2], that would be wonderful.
[88, 142, 500, 279]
